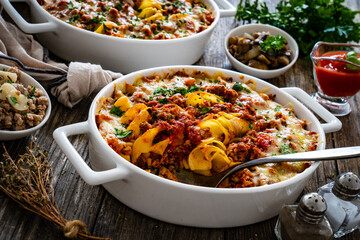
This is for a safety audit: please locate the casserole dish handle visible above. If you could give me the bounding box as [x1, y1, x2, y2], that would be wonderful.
[1, 0, 57, 33]
[53, 121, 130, 185]
[282, 87, 342, 133]
[214, 0, 236, 18]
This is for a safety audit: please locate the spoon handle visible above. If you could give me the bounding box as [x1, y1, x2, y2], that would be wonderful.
[215, 146, 360, 188]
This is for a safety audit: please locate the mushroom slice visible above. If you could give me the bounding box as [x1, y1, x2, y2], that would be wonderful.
[244, 45, 261, 60]
[0, 70, 17, 84]
[277, 56, 290, 66]
[248, 59, 269, 70]
[0, 83, 29, 111]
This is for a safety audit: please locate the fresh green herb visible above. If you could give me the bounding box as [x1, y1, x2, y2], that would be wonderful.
[68, 1, 77, 10]
[235, 0, 360, 56]
[274, 105, 281, 112]
[110, 106, 125, 117]
[199, 107, 211, 115]
[149, 96, 154, 101]
[121, 123, 128, 128]
[346, 51, 360, 70]
[114, 128, 133, 139]
[260, 35, 287, 54]
[87, 16, 105, 24]
[27, 86, 36, 99]
[232, 82, 251, 93]
[68, 14, 80, 23]
[158, 98, 168, 104]
[115, 3, 122, 11]
[10, 96, 17, 105]
[249, 122, 253, 129]
[279, 144, 297, 154]
[188, 85, 201, 93]
[102, 23, 108, 32]
[237, 102, 243, 107]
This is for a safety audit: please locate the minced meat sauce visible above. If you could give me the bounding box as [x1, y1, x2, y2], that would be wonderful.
[95, 70, 319, 188]
[0, 67, 49, 131]
[38, 0, 215, 39]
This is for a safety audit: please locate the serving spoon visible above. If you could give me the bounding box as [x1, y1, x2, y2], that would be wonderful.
[175, 146, 360, 188]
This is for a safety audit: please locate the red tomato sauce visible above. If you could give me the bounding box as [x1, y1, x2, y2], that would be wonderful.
[315, 51, 360, 97]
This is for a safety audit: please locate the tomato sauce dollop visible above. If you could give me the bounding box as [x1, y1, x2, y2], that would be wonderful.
[315, 51, 360, 97]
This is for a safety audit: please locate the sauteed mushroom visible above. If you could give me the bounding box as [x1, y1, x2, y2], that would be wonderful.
[228, 31, 293, 70]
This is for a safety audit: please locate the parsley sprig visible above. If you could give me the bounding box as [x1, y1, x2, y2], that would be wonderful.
[260, 35, 286, 54]
[114, 128, 132, 139]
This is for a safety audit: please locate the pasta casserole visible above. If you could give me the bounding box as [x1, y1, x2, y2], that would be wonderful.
[38, 0, 215, 39]
[95, 69, 318, 188]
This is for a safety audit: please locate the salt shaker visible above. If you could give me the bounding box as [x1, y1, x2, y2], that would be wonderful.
[274, 192, 333, 240]
[318, 172, 360, 238]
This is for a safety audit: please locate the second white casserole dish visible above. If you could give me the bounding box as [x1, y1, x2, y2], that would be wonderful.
[1, 0, 236, 73]
[53, 65, 341, 228]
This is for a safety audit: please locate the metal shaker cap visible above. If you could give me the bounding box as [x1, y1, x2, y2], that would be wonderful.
[333, 172, 360, 200]
[297, 192, 327, 224]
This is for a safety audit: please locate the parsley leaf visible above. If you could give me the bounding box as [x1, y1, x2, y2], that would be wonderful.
[27, 86, 36, 99]
[199, 107, 211, 115]
[68, 14, 80, 23]
[232, 82, 251, 93]
[260, 35, 287, 54]
[158, 98, 168, 104]
[274, 105, 281, 112]
[114, 128, 133, 139]
[10, 96, 18, 104]
[110, 106, 125, 117]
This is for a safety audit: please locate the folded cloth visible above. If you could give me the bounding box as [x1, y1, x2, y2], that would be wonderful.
[0, 15, 123, 108]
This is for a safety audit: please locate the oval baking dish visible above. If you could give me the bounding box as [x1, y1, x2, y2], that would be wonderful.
[1, 0, 236, 73]
[53, 65, 341, 228]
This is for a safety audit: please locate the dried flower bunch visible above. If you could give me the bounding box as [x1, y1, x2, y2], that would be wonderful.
[0, 139, 108, 240]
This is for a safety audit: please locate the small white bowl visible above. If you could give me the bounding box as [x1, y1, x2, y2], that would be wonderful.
[224, 23, 299, 79]
[0, 64, 51, 141]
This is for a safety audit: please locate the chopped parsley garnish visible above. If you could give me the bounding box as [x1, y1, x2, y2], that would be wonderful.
[114, 128, 133, 139]
[68, 14, 80, 23]
[10, 96, 18, 105]
[232, 82, 251, 93]
[68, 1, 77, 10]
[152, 85, 201, 98]
[260, 35, 287, 54]
[237, 102, 243, 107]
[87, 17, 105, 24]
[102, 23, 108, 32]
[274, 105, 281, 112]
[198, 107, 211, 115]
[249, 122, 253, 129]
[27, 86, 36, 99]
[110, 106, 125, 117]
[279, 144, 297, 154]
[188, 85, 201, 93]
[158, 98, 168, 104]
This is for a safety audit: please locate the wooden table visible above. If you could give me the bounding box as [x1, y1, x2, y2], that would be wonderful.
[1, 0, 360, 239]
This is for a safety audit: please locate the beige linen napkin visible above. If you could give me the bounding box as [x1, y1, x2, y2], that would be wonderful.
[0, 16, 122, 108]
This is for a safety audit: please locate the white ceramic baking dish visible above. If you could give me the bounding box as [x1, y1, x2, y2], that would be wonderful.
[1, 0, 236, 73]
[53, 66, 342, 228]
